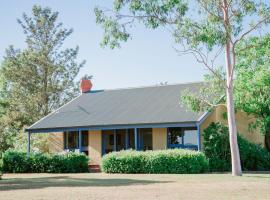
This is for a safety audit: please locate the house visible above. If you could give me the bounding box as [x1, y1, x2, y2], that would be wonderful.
[26, 79, 265, 166]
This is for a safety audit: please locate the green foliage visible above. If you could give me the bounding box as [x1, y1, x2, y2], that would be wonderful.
[235, 35, 270, 135]
[204, 123, 232, 171]
[102, 149, 209, 174]
[95, 1, 270, 50]
[0, 158, 3, 175]
[181, 35, 270, 138]
[95, 0, 189, 48]
[0, 5, 86, 153]
[204, 123, 270, 172]
[2, 150, 89, 173]
[181, 68, 226, 113]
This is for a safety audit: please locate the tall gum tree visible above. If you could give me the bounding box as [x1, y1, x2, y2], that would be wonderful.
[182, 35, 270, 151]
[94, 0, 270, 176]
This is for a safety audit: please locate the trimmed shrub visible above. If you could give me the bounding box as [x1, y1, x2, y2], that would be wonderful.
[48, 153, 89, 173]
[2, 150, 89, 173]
[31, 153, 51, 173]
[2, 151, 32, 173]
[102, 149, 209, 174]
[204, 122, 270, 172]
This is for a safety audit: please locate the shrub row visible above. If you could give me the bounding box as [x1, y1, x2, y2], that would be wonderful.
[204, 122, 270, 172]
[2, 150, 89, 173]
[102, 149, 209, 174]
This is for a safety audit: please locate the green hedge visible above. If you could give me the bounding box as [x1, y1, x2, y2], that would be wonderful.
[204, 122, 270, 172]
[102, 149, 209, 174]
[2, 150, 89, 173]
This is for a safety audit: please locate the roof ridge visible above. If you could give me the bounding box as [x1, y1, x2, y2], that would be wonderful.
[99, 81, 204, 92]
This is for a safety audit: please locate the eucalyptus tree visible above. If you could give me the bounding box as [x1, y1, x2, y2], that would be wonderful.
[182, 35, 270, 151]
[95, 0, 270, 176]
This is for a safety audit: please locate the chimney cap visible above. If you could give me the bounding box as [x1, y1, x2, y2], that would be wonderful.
[80, 79, 92, 93]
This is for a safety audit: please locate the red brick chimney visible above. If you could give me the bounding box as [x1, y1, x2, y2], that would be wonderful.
[80, 79, 92, 93]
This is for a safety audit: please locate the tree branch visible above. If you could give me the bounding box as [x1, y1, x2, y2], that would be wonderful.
[173, 45, 225, 85]
[233, 16, 270, 46]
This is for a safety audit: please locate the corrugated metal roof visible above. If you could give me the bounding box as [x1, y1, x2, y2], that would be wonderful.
[27, 82, 204, 132]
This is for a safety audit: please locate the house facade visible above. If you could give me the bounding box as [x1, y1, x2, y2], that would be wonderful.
[26, 80, 265, 166]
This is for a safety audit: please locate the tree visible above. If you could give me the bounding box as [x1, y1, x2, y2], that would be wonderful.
[94, 0, 270, 176]
[234, 35, 270, 149]
[181, 35, 270, 151]
[0, 5, 86, 153]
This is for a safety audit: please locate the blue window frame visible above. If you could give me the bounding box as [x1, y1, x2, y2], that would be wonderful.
[167, 127, 198, 150]
[64, 131, 79, 149]
[64, 131, 89, 153]
[101, 128, 152, 155]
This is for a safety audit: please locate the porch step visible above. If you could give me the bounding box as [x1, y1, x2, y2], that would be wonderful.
[89, 165, 101, 173]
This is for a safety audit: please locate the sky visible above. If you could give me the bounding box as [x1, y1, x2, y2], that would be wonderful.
[0, 0, 259, 90]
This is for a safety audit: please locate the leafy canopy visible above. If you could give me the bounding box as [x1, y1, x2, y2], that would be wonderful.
[0, 5, 86, 153]
[181, 35, 270, 134]
[95, 0, 270, 51]
[94, 0, 270, 135]
[235, 35, 270, 134]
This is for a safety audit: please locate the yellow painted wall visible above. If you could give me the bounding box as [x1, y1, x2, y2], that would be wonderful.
[152, 128, 167, 150]
[48, 132, 64, 153]
[235, 110, 264, 146]
[200, 105, 265, 150]
[88, 130, 102, 165]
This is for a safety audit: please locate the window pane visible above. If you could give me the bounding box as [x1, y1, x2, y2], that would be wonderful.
[82, 131, 88, 147]
[65, 131, 79, 149]
[116, 129, 126, 151]
[103, 130, 114, 154]
[168, 128, 183, 145]
[128, 129, 135, 149]
[139, 128, 152, 150]
[184, 130, 197, 146]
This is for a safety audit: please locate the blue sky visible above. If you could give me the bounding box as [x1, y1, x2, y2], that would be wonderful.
[0, 0, 257, 90]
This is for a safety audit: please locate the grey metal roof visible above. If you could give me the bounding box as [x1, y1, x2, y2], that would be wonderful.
[27, 82, 205, 132]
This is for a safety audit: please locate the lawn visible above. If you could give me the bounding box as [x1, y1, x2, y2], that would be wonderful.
[0, 173, 270, 200]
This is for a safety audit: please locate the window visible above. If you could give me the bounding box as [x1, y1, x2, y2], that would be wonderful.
[184, 130, 197, 146]
[168, 127, 184, 145]
[81, 131, 89, 147]
[64, 131, 89, 150]
[103, 129, 127, 153]
[103, 130, 114, 154]
[116, 129, 126, 151]
[128, 129, 135, 149]
[168, 127, 198, 149]
[139, 128, 153, 150]
[64, 131, 78, 149]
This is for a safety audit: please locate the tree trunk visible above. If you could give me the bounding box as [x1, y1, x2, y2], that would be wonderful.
[222, 0, 242, 176]
[225, 41, 242, 176]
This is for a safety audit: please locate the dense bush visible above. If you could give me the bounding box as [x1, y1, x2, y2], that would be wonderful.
[0, 158, 3, 178]
[204, 122, 270, 172]
[2, 150, 89, 173]
[102, 149, 209, 174]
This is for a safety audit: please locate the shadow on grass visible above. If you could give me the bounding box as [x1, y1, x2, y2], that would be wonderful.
[0, 175, 171, 191]
[243, 171, 270, 179]
[244, 175, 270, 179]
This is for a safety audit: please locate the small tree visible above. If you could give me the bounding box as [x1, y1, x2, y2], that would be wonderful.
[94, 0, 270, 176]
